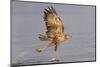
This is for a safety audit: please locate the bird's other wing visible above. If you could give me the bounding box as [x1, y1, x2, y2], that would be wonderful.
[43, 6, 64, 37]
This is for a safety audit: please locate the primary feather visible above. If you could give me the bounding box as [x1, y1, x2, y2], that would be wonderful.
[43, 6, 64, 42]
[39, 6, 71, 44]
[37, 6, 72, 53]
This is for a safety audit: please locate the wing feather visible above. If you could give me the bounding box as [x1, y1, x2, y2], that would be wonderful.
[43, 6, 64, 38]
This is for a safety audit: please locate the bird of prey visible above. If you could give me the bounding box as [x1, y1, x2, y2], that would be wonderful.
[35, 6, 72, 61]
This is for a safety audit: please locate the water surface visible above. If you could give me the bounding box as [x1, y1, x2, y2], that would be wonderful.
[11, 1, 96, 66]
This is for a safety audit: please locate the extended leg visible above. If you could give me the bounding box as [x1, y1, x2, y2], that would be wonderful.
[51, 44, 60, 61]
[35, 42, 54, 53]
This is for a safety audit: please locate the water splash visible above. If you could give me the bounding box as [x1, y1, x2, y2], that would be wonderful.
[12, 48, 35, 65]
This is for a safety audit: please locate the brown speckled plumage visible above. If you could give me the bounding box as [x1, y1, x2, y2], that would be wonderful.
[36, 6, 72, 61]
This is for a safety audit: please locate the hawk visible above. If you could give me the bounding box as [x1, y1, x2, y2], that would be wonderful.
[36, 6, 72, 61]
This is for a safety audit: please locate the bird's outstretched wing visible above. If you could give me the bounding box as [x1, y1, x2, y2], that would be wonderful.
[43, 6, 64, 38]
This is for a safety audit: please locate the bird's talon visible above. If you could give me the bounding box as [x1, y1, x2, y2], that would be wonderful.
[35, 48, 43, 53]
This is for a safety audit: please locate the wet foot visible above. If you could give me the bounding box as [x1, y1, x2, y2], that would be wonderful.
[50, 58, 60, 62]
[35, 48, 43, 53]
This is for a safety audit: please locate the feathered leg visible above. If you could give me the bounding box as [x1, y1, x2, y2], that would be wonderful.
[35, 42, 54, 53]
